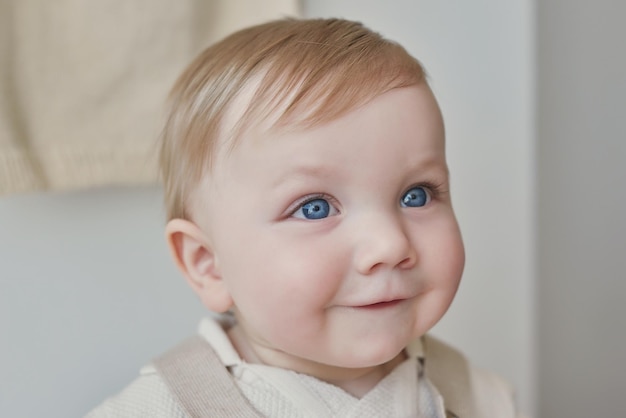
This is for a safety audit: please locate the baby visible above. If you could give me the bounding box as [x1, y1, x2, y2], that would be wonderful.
[89, 18, 519, 417]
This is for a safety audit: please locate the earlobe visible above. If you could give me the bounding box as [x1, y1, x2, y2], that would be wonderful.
[165, 219, 234, 313]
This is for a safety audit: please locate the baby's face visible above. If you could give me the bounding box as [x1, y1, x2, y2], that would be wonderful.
[200, 84, 464, 374]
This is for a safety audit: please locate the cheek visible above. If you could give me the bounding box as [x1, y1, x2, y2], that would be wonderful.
[270, 238, 349, 307]
[221, 231, 349, 315]
[408, 223, 464, 336]
[448, 224, 465, 285]
[424, 215, 465, 281]
[227, 236, 350, 349]
[416, 218, 465, 309]
[435, 231, 465, 289]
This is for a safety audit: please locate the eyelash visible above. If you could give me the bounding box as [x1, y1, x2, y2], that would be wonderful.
[288, 193, 339, 216]
[286, 180, 448, 217]
[406, 180, 447, 200]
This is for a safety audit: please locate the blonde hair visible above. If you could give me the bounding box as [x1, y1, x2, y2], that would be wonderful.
[160, 18, 426, 220]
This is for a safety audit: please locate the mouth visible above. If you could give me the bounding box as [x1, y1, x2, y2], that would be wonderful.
[355, 299, 405, 310]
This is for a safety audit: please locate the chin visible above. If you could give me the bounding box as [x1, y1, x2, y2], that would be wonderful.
[337, 340, 408, 369]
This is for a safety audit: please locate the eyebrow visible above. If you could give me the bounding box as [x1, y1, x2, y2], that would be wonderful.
[414, 158, 450, 177]
[271, 155, 449, 191]
[271, 164, 340, 189]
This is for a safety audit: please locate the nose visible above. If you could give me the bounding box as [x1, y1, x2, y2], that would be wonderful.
[353, 212, 417, 275]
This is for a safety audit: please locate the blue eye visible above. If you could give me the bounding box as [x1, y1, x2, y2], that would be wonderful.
[401, 187, 429, 208]
[294, 198, 333, 220]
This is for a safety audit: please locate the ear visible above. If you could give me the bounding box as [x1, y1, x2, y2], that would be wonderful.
[165, 219, 234, 313]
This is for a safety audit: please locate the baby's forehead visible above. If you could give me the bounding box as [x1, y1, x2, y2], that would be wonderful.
[218, 72, 293, 144]
[216, 82, 346, 165]
[218, 70, 419, 155]
[217, 81, 442, 160]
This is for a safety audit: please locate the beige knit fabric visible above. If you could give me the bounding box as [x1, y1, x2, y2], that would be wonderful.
[88, 317, 525, 417]
[88, 317, 447, 418]
[0, 0, 299, 195]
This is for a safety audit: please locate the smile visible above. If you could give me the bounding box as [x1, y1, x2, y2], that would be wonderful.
[355, 299, 405, 310]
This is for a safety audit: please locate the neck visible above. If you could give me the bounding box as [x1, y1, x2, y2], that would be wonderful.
[324, 351, 407, 398]
[227, 324, 407, 398]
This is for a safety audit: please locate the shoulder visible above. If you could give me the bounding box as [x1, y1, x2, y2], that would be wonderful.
[468, 365, 519, 418]
[86, 365, 188, 418]
[86, 318, 232, 418]
[423, 334, 520, 418]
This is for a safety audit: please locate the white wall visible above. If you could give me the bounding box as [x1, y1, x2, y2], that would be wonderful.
[537, 1, 626, 417]
[0, 1, 538, 417]
[0, 187, 208, 417]
[304, 0, 536, 415]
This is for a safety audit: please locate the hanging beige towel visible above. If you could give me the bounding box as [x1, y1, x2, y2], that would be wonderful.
[0, 0, 300, 195]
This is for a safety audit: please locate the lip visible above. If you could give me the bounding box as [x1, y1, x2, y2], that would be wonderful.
[353, 298, 406, 310]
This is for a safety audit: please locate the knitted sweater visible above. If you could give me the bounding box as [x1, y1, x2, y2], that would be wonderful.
[87, 318, 519, 417]
[0, 0, 299, 195]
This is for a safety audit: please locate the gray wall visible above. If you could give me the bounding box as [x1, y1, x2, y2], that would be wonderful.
[537, 1, 626, 417]
[0, 187, 208, 417]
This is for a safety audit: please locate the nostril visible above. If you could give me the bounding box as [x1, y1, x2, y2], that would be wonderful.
[365, 262, 384, 275]
[397, 253, 416, 269]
